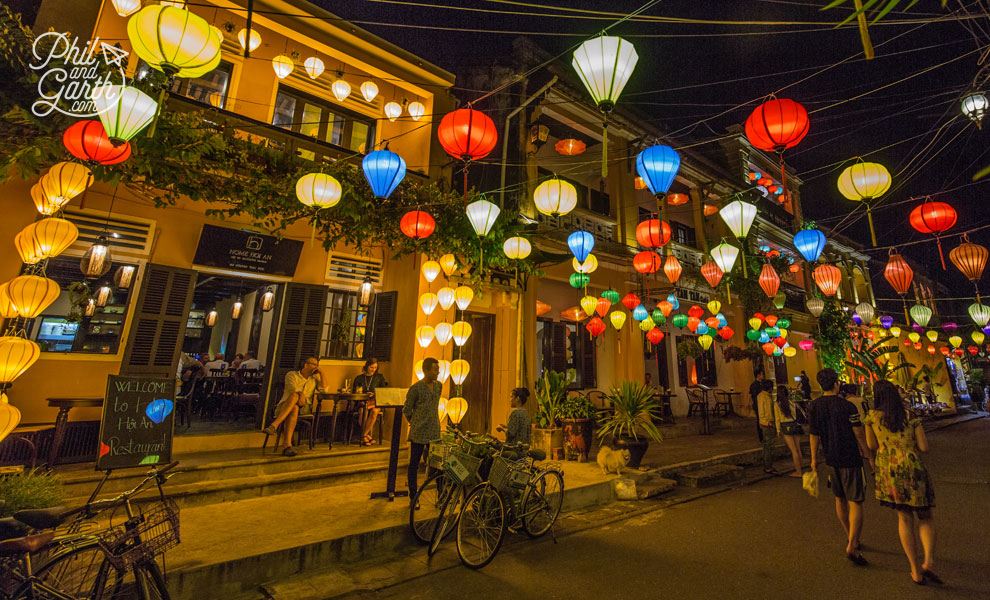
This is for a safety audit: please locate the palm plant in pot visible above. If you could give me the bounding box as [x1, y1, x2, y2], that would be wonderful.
[532, 368, 575, 458]
[597, 381, 662, 468]
[560, 393, 596, 462]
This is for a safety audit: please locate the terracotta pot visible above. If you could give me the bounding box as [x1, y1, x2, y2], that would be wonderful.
[561, 418, 593, 462]
[531, 426, 563, 457]
[613, 436, 649, 468]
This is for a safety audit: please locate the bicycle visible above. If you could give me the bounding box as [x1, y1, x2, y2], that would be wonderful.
[455, 441, 564, 569]
[0, 461, 181, 599]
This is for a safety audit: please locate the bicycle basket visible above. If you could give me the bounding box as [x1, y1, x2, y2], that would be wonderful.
[99, 499, 180, 570]
[488, 455, 531, 493]
[442, 450, 482, 486]
[457, 435, 491, 458]
[427, 441, 452, 469]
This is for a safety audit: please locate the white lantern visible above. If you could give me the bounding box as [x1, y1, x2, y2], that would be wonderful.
[422, 260, 441, 283]
[437, 360, 451, 384]
[855, 302, 875, 325]
[419, 292, 439, 315]
[437, 287, 455, 311]
[304, 56, 325, 79]
[360, 81, 379, 102]
[110, 0, 141, 17]
[91, 85, 158, 144]
[503, 237, 532, 260]
[710, 243, 740, 274]
[272, 54, 293, 79]
[571, 35, 638, 113]
[416, 325, 434, 348]
[435, 322, 453, 346]
[237, 28, 261, 52]
[465, 199, 500, 237]
[384, 102, 402, 122]
[331, 77, 351, 102]
[806, 297, 825, 318]
[962, 92, 988, 127]
[407, 101, 425, 121]
[720, 200, 757, 240]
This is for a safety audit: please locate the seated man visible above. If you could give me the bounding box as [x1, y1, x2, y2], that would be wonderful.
[239, 351, 263, 371]
[202, 352, 228, 374]
[262, 356, 325, 456]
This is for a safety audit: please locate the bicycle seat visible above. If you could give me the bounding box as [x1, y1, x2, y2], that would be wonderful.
[13, 506, 73, 530]
[0, 531, 54, 557]
[527, 449, 547, 461]
[0, 517, 28, 541]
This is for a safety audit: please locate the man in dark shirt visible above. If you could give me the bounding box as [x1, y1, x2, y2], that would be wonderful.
[749, 371, 765, 442]
[800, 371, 812, 400]
[809, 368, 872, 566]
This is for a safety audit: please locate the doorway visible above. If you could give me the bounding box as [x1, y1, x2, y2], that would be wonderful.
[456, 312, 495, 435]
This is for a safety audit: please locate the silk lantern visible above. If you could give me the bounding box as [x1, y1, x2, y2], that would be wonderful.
[91, 85, 158, 145]
[950, 237, 988, 303]
[237, 28, 261, 52]
[304, 56, 325, 78]
[636, 145, 680, 203]
[667, 193, 689, 206]
[453, 321, 472, 346]
[362, 149, 406, 200]
[793, 228, 826, 263]
[596, 297, 611, 318]
[910, 305, 932, 327]
[0, 337, 40, 384]
[942, 322, 957, 334]
[383, 102, 402, 122]
[773, 292, 786, 310]
[271, 54, 293, 79]
[360, 81, 379, 102]
[128, 5, 222, 78]
[534, 178, 578, 217]
[400, 210, 436, 240]
[63, 120, 131, 165]
[633, 251, 662, 274]
[586, 316, 607, 338]
[569, 273, 590, 289]
[908, 332, 921, 344]
[6, 276, 59, 318]
[719, 326, 734, 340]
[663, 254, 682, 284]
[435, 323, 453, 346]
[0, 393, 20, 444]
[880, 315, 894, 329]
[465, 200, 499, 237]
[926, 330, 938, 343]
[561, 307, 586, 322]
[601, 289, 620, 305]
[568, 231, 595, 262]
[437, 287, 455, 311]
[110, 0, 141, 17]
[454, 286, 474, 311]
[710, 243, 739, 274]
[622, 293, 640, 311]
[31, 183, 58, 216]
[659, 300, 674, 317]
[799, 339, 814, 350]
[961, 92, 988, 127]
[968, 303, 990, 327]
[635, 219, 671, 248]
[639, 317, 656, 332]
[813, 264, 841, 297]
[609, 311, 626, 331]
[745, 97, 809, 198]
[573, 255, 599, 274]
[647, 328, 664, 345]
[556, 139, 586, 156]
[580, 296, 599, 319]
[949, 335, 963, 348]
[707, 300, 722, 315]
[909, 199, 957, 269]
[331, 76, 351, 102]
[450, 360, 470, 385]
[439, 254, 457, 277]
[890, 326, 902, 338]
[973, 330, 986, 345]
[837, 160, 891, 246]
[420, 293, 439, 315]
[26, 217, 77, 258]
[759, 264, 780, 298]
[296, 173, 342, 208]
[40, 162, 92, 207]
[416, 325, 434, 348]
[701, 261, 724, 288]
[446, 397, 467, 425]
[422, 260, 441, 282]
[720, 200, 757, 239]
[503, 236, 532, 260]
[0, 285, 17, 319]
[632, 304, 649, 322]
[855, 302, 875, 325]
[438, 108, 498, 161]
[884, 253, 914, 296]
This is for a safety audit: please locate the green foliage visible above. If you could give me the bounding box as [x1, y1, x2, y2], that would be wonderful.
[533, 369, 575, 428]
[559, 393, 597, 422]
[597, 381, 662, 443]
[0, 469, 65, 518]
[909, 361, 945, 389]
[813, 297, 849, 371]
[845, 336, 914, 385]
[676, 340, 703, 359]
[723, 343, 764, 363]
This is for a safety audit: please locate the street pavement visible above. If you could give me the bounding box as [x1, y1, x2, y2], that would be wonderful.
[344, 417, 989, 600]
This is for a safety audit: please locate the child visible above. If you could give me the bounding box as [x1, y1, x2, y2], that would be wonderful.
[497, 387, 531, 445]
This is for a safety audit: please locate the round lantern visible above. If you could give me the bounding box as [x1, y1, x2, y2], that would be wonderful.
[437, 287, 455, 310]
[128, 5, 222, 78]
[635, 219, 671, 248]
[788, 263, 801, 274]
[663, 254, 682, 284]
[422, 260, 441, 282]
[407, 101, 425, 121]
[884, 253, 914, 296]
[416, 325, 435, 348]
[439, 254, 457, 277]
[782, 346, 797, 358]
[746, 330, 760, 341]
[5, 276, 59, 319]
[503, 236, 532, 260]
[569, 273, 590, 289]
[568, 231, 595, 262]
[633, 251, 662, 274]
[435, 323, 453, 346]
[40, 162, 92, 207]
[793, 228, 826, 263]
[950, 238, 988, 290]
[812, 264, 841, 297]
[296, 173, 342, 208]
[909, 199, 957, 269]
[855, 302, 875, 325]
[30, 218, 79, 260]
[621, 293, 640, 311]
[573, 255, 599, 274]
[710, 243, 740, 274]
[968, 303, 990, 327]
[555, 139, 586, 156]
[534, 178, 578, 217]
[454, 286, 473, 311]
[399, 210, 436, 240]
[0, 393, 21, 444]
[652, 309, 665, 325]
[672, 314, 689, 328]
[837, 161, 891, 246]
[700, 261, 724, 288]
[453, 321, 472, 346]
[383, 102, 402, 122]
[586, 316, 607, 338]
[667, 193, 689, 206]
[601, 289, 620, 305]
[63, 120, 132, 165]
[91, 85, 158, 145]
[635, 145, 680, 199]
[362, 149, 406, 200]
[609, 311, 626, 331]
[419, 293, 439, 315]
[687, 305, 704, 319]
[0, 337, 40, 384]
[758, 264, 780, 298]
[632, 304, 649, 321]
[30, 183, 59, 216]
[909, 305, 932, 327]
[446, 397, 468, 425]
[437, 108, 498, 161]
[798, 339, 814, 350]
[450, 359, 470, 385]
[745, 98, 809, 153]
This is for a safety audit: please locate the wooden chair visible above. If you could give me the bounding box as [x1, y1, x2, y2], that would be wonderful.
[686, 387, 708, 417]
[712, 389, 732, 417]
[261, 383, 315, 452]
[174, 370, 201, 429]
[226, 369, 266, 426]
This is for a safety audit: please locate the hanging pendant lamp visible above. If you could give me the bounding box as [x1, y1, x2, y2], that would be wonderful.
[80, 235, 112, 279]
[909, 198, 957, 270]
[533, 177, 578, 217]
[128, 5, 222, 79]
[91, 85, 159, 145]
[837, 160, 891, 246]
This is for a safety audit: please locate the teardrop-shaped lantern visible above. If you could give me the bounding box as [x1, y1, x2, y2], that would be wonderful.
[884, 252, 914, 296]
[446, 396, 467, 424]
[272, 54, 294, 79]
[793, 228, 826, 263]
[580, 296, 599, 319]
[635, 145, 680, 199]
[452, 321, 472, 346]
[383, 102, 402, 122]
[435, 322, 453, 346]
[419, 293, 439, 316]
[407, 101, 426, 121]
[961, 92, 988, 128]
[416, 325, 435, 348]
[759, 264, 780, 298]
[303, 56, 325, 78]
[422, 260, 441, 282]
[855, 302, 875, 325]
[466, 199, 500, 238]
[909, 304, 932, 327]
[360, 81, 379, 102]
[968, 303, 990, 327]
[331, 76, 351, 102]
[663, 254, 682, 284]
[586, 316, 607, 338]
[700, 261, 724, 288]
[568, 231, 595, 262]
[362, 149, 406, 200]
[812, 264, 841, 297]
[437, 287, 455, 311]
[609, 311, 626, 331]
[91, 85, 159, 144]
[450, 359, 470, 385]
[128, 5, 222, 78]
[533, 177, 578, 217]
[237, 28, 261, 52]
[710, 243, 740, 274]
[454, 286, 473, 311]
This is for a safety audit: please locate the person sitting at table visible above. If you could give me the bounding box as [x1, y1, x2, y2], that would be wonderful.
[202, 352, 228, 375]
[229, 353, 244, 369]
[352, 358, 387, 446]
[239, 351, 263, 371]
[262, 356, 325, 456]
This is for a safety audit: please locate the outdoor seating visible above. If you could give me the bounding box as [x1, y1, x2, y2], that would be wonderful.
[261, 382, 315, 452]
[225, 369, 266, 427]
[712, 389, 732, 417]
[686, 387, 708, 417]
[175, 370, 201, 429]
[653, 389, 675, 424]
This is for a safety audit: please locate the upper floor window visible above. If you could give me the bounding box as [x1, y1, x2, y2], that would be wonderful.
[672, 221, 696, 248]
[158, 61, 233, 108]
[272, 86, 375, 154]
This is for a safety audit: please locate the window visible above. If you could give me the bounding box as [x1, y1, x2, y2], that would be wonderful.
[589, 187, 610, 217]
[672, 221, 696, 248]
[272, 87, 376, 153]
[169, 61, 233, 108]
[320, 289, 369, 360]
[676, 335, 717, 387]
[537, 319, 595, 388]
[26, 256, 137, 354]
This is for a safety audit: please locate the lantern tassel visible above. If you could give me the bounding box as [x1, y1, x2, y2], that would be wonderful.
[310, 220, 316, 248]
[866, 204, 878, 247]
[936, 236, 946, 270]
[601, 120, 608, 178]
[146, 84, 168, 139]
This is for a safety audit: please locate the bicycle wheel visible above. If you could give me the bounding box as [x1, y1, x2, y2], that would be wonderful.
[33, 542, 122, 599]
[456, 483, 506, 569]
[410, 472, 450, 545]
[427, 484, 461, 557]
[113, 560, 171, 600]
[521, 469, 564, 538]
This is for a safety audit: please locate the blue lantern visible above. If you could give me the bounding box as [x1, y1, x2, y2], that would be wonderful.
[759, 331, 770, 344]
[632, 304, 649, 321]
[793, 228, 826, 263]
[851, 313, 863, 326]
[666, 294, 680, 310]
[567, 230, 594, 263]
[362, 149, 406, 199]
[716, 313, 728, 328]
[635, 144, 680, 198]
[145, 398, 174, 424]
[696, 323, 709, 335]
[879, 315, 894, 329]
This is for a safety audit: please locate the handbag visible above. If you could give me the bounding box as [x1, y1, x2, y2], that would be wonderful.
[802, 469, 820, 499]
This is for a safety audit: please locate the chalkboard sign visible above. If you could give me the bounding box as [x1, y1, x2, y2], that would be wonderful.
[97, 375, 175, 470]
[192, 224, 303, 277]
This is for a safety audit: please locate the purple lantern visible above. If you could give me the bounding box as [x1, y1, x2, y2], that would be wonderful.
[880, 315, 893, 329]
[942, 322, 958, 334]
[912, 323, 924, 334]
[982, 325, 990, 336]
[851, 313, 863, 326]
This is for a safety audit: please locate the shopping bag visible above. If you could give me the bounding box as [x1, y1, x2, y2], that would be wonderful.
[802, 469, 820, 499]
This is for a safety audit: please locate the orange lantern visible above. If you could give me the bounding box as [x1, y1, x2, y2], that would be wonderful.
[633, 251, 662, 274]
[884, 252, 914, 296]
[927, 345, 936, 355]
[688, 305, 704, 319]
[636, 219, 671, 248]
[687, 316, 700, 332]
[561, 306, 586, 322]
[689, 363, 698, 385]
[555, 138, 586, 156]
[705, 316, 719, 329]
[7, 275, 60, 318]
[703, 204, 719, 216]
[663, 254, 682, 284]
[764, 314, 778, 327]
[658, 300, 674, 318]
[595, 297, 611, 318]
[762, 342, 776, 355]
[634, 177, 647, 190]
[535, 300, 551, 317]
[667, 193, 689, 206]
[788, 263, 801, 273]
[950, 237, 988, 282]
[812, 264, 842, 297]
[758, 264, 780, 298]
[940, 346, 950, 356]
[700, 261, 723, 288]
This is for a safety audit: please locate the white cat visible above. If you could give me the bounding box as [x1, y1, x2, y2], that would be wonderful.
[597, 446, 631, 476]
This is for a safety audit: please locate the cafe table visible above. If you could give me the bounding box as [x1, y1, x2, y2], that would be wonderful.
[46, 397, 103, 468]
[313, 392, 373, 450]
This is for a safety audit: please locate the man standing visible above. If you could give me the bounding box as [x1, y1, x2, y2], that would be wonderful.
[800, 371, 812, 400]
[809, 368, 872, 566]
[749, 371, 765, 442]
[404, 357, 441, 500]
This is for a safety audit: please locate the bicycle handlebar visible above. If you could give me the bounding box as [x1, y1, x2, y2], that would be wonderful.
[83, 461, 181, 517]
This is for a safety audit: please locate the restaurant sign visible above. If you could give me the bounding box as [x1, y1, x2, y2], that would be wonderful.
[28, 32, 129, 118]
[193, 224, 303, 277]
[97, 375, 175, 470]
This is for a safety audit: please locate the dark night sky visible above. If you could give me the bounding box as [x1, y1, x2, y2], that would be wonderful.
[316, 0, 988, 320]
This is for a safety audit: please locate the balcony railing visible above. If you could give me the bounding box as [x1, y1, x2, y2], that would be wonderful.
[756, 196, 796, 233]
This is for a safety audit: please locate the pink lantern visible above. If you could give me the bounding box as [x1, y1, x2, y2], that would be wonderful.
[798, 339, 814, 350]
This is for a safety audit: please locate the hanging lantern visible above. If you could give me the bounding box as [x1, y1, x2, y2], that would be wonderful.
[641, 328, 661, 346]
[31, 183, 60, 216]
[884, 253, 914, 296]
[271, 54, 293, 79]
[437, 108, 498, 161]
[416, 325, 435, 348]
[331, 76, 351, 102]
[420, 293, 439, 315]
[639, 317, 656, 332]
[533, 178, 578, 217]
[658, 300, 674, 317]
[772, 292, 786, 310]
[940, 346, 950, 357]
[80, 235, 112, 278]
[580, 296, 599, 319]
[719, 326, 734, 340]
[837, 161, 891, 246]
[562, 307, 585, 322]
[360, 81, 379, 102]
[555, 138, 587, 156]
[452, 321, 472, 346]
[968, 303, 990, 327]
[687, 305, 704, 319]
[745, 98, 809, 153]
[63, 120, 132, 166]
[6, 275, 60, 318]
[609, 311, 626, 331]
[568, 231, 595, 262]
[601, 289, 620, 305]
[703, 204, 719, 216]
[301, 56, 325, 79]
[437, 287, 455, 311]
[433, 360, 449, 384]
[383, 102, 402, 122]
[91, 85, 159, 145]
[0, 337, 40, 384]
[503, 236, 532, 260]
[968, 345, 980, 356]
[812, 264, 841, 297]
[596, 297, 612, 318]
[961, 92, 988, 128]
[973, 330, 986, 345]
[855, 302, 875, 325]
[435, 323, 453, 346]
[925, 330, 938, 343]
[949, 335, 963, 348]
[0, 285, 17, 320]
[762, 342, 776, 356]
[635, 145, 681, 200]
[704, 316, 719, 329]
[667, 193, 689, 206]
[113, 265, 135, 289]
[720, 200, 757, 239]
[764, 314, 778, 327]
[635, 219, 671, 248]
[465, 199, 500, 237]
[909, 304, 932, 327]
[710, 243, 740, 274]
[573, 255, 599, 274]
[83, 299, 96, 317]
[14, 229, 42, 265]
[40, 162, 92, 208]
[909, 199, 957, 269]
[942, 322, 957, 334]
[229, 296, 243, 319]
[237, 27, 261, 52]
[851, 312, 863, 326]
[671, 314, 689, 328]
[586, 316, 607, 338]
[454, 286, 474, 311]
[633, 251, 662, 274]
[758, 264, 780, 298]
[783, 346, 797, 358]
[399, 210, 436, 240]
[663, 254, 683, 284]
[634, 176, 647, 190]
[407, 101, 425, 121]
[110, 0, 141, 17]
[908, 332, 921, 344]
[879, 315, 894, 329]
[422, 260, 441, 282]
[707, 300, 722, 315]
[788, 263, 801, 274]
[205, 310, 217, 327]
[796, 339, 814, 351]
[296, 172, 342, 208]
[446, 397, 468, 424]
[793, 228, 826, 263]
[700, 261, 724, 288]
[569, 273, 590, 289]
[622, 293, 640, 311]
[362, 149, 406, 200]
[950, 238, 988, 283]
[94, 285, 112, 308]
[746, 329, 760, 341]
[449, 359, 470, 385]
[652, 309, 666, 325]
[890, 326, 902, 337]
[439, 254, 458, 277]
[128, 5, 222, 78]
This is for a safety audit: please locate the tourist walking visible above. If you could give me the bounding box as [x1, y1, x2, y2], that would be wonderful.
[774, 383, 804, 478]
[757, 379, 778, 474]
[808, 368, 872, 565]
[404, 357, 441, 500]
[864, 381, 940, 585]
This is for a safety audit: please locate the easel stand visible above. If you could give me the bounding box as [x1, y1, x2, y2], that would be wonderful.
[370, 406, 409, 501]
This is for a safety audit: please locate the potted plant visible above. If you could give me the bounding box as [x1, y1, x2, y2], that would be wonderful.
[597, 381, 662, 468]
[0, 469, 65, 518]
[532, 368, 575, 458]
[560, 393, 596, 462]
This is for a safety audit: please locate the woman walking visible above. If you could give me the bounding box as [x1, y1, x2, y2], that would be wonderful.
[774, 384, 804, 478]
[865, 381, 940, 585]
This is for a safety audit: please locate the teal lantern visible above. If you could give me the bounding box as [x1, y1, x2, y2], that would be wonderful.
[632, 304, 649, 321]
[759, 331, 771, 344]
[667, 294, 680, 310]
[696, 323, 709, 335]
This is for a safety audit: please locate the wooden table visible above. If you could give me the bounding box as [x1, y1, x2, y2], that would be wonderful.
[46, 397, 103, 469]
[653, 392, 675, 424]
[724, 391, 741, 416]
[314, 392, 373, 450]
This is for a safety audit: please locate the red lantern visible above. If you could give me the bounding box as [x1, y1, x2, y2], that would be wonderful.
[585, 316, 606, 338]
[953, 348, 964, 357]
[762, 342, 776, 355]
[719, 326, 734, 340]
[813, 264, 842, 297]
[663, 254, 682, 284]
[63, 120, 131, 165]
[913, 342, 923, 351]
[909, 200, 957, 270]
[940, 346, 950, 356]
[636, 219, 671, 248]
[437, 108, 498, 161]
[758, 264, 780, 298]
[555, 138, 586, 156]
[688, 305, 704, 319]
[621, 293, 640, 311]
[884, 252, 914, 296]
[788, 263, 801, 273]
[705, 316, 719, 329]
[903, 339, 911, 347]
[968, 345, 979, 355]
[596, 297, 611, 318]
[647, 328, 664, 345]
[764, 314, 778, 327]
[867, 331, 875, 340]
[703, 204, 719, 216]
[757, 177, 773, 187]
[658, 300, 673, 318]
[744, 98, 810, 153]
[775, 336, 787, 348]
[927, 345, 936, 355]
[753, 312, 765, 321]
[701, 261, 724, 288]
[399, 210, 436, 239]
[634, 251, 662, 274]
[667, 193, 689, 206]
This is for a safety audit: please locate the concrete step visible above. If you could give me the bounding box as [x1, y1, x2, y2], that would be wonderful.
[636, 476, 677, 499]
[675, 464, 744, 488]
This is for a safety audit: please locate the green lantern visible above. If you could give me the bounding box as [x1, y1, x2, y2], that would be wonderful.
[765, 326, 780, 338]
[968, 302, 990, 327]
[672, 314, 689, 328]
[773, 291, 786, 309]
[639, 317, 655, 332]
[777, 317, 791, 329]
[746, 329, 761, 341]
[909, 304, 932, 327]
[569, 273, 590, 289]
[601, 289, 620, 304]
[651, 308, 663, 324]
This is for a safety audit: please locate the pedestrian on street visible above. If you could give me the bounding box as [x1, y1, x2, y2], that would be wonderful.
[864, 380, 940, 586]
[800, 370, 812, 400]
[749, 370, 765, 443]
[404, 357, 441, 502]
[774, 383, 804, 478]
[809, 368, 872, 566]
[757, 379, 778, 475]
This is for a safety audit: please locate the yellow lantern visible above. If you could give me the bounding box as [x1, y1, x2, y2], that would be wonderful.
[435, 322, 453, 346]
[0, 336, 40, 384]
[580, 296, 598, 318]
[925, 330, 938, 343]
[503, 236, 532, 260]
[949, 335, 962, 348]
[437, 287, 455, 310]
[908, 332, 921, 344]
[416, 325, 434, 348]
[778, 329, 789, 340]
[437, 397, 448, 422]
[419, 293, 439, 315]
[609, 311, 626, 330]
[973, 330, 986, 345]
[452, 321, 472, 346]
[110, 0, 141, 17]
[698, 334, 714, 351]
[331, 76, 351, 102]
[748, 317, 762, 331]
[639, 317, 655, 332]
[0, 284, 18, 319]
[438, 360, 451, 384]
[0, 393, 21, 444]
[7, 275, 60, 319]
[407, 101, 425, 121]
[210, 25, 223, 43]
[889, 326, 901, 338]
[272, 54, 294, 79]
[304, 56, 325, 79]
[422, 260, 441, 283]
[127, 5, 222, 78]
[454, 286, 474, 311]
[450, 359, 470, 385]
[783, 346, 797, 358]
[360, 81, 379, 102]
[29, 218, 78, 260]
[237, 28, 261, 53]
[414, 359, 424, 381]
[40, 162, 91, 207]
[837, 161, 891, 246]
[707, 300, 721, 315]
[384, 102, 402, 122]
[296, 173, 342, 208]
[14, 230, 41, 265]
[30, 183, 58, 216]
[439, 254, 457, 277]
[446, 396, 468, 425]
[533, 178, 578, 217]
[573, 254, 599, 274]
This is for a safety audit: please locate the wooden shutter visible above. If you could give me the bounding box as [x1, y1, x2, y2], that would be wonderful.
[120, 265, 197, 377]
[549, 322, 568, 373]
[579, 331, 597, 389]
[271, 283, 327, 395]
[364, 291, 397, 361]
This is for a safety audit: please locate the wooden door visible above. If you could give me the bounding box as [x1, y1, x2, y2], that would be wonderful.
[456, 312, 494, 435]
[120, 265, 197, 378]
[265, 283, 327, 423]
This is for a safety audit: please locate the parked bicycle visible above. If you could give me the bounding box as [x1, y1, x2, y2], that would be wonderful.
[0, 461, 181, 600]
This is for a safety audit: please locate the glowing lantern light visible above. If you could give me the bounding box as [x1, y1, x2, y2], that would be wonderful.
[880, 315, 894, 329]
[362, 149, 406, 200]
[950, 238, 988, 297]
[659, 300, 674, 317]
[0, 337, 40, 384]
[439, 254, 457, 277]
[237, 28, 261, 52]
[635, 145, 681, 200]
[399, 210, 436, 240]
[748, 317, 763, 330]
[454, 287, 473, 311]
[640, 317, 657, 333]
[438, 108, 498, 161]
[569, 274, 590, 289]
[437, 396, 447, 420]
[6, 276, 59, 319]
[407, 101, 425, 121]
[128, 5, 222, 78]
[111, 0, 141, 17]
[773, 292, 786, 310]
[909, 304, 932, 327]
[27, 218, 77, 261]
[14, 230, 42, 265]
[909, 199, 957, 269]
[667, 193, 689, 206]
[534, 178, 578, 217]
[450, 359, 470, 385]
[746, 330, 760, 341]
[759, 264, 780, 298]
[647, 328, 664, 346]
[91, 85, 158, 145]
[635, 219, 671, 248]
[707, 300, 722, 315]
[762, 342, 776, 356]
[31, 183, 58, 216]
[568, 231, 595, 262]
[205, 310, 217, 327]
[601, 289, 620, 305]
[940, 346, 950, 357]
[837, 160, 891, 246]
[719, 327, 734, 341]
[503, 236, 532, 260]
[908, 332, 921, 344]
[0, 393, 21, 443]
[890, 326, 901, 338]
[586, 316, 606, 338]
[555, 139, 586, 156]
[703, 204, 719, 216]
[40, 162, 92, 207]
[793, 228, 826, 263]
[446, 397, 467, 424]
[687, 317, 701, 332]
[416, 325, 435, 348]
[435, 323, 453, 346]
[453, 321, 473, 346]
[720, 200, 757, 239]
[745, 97, 809, 152]
[580, 296, 599, 319]
[422, 261, 441, 283]
[384, 102, 402, 122]
[466, 199, 500, 237]
[884, 252, 914, 297]
[949, 335, 963, 348]
[622, 293, 640, 311]
[652, 309, 665, 325]
[812, 264, 841, 297]
[634, 176, 647, 190]
[968, 303, 990, 327]
[595, 298, 611, 319]
[437, 288, 455, 310]
[925, 330, 938, 343]
[609, 311, 626, 331]
[765, 314, 778, 327]
[62, 120, 131, 165]
[420, 293, 439, 315]
[701, 261, 724, 288]
[633, 251, 662, 274]
[632, 304, 649, 322]
[573, 255, 599, 274]
[80, 235, 112, 278]
[788, 263, 801, 274]
[961, 92, 988, 127]
[300, 56, 324, 79]
[663, 254, 683, 284]
[973, 330, 986, 345]
[693, 334, 712, 351]
[271, 54, 293, 79]
[968, 345, 980, 356]
[331, 76, 351, 102]
[296, 172, 341, 209]
[710, 243, 739, 274]
[704, 316, 719, 330]
[360, 81, 379, 102]
[856, 302, 875, 325]
[942, 322, 957, 334]
[799, 339, 814, 350]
